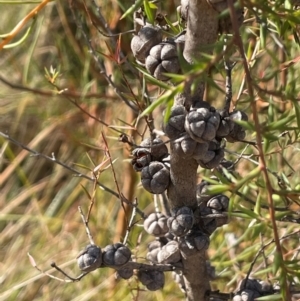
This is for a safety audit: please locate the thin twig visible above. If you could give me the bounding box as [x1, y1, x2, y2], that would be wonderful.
[45, 79, 125, 135]
[86, 0, 135, 38]
[224, 148, 285, 182]
[0, 131, 149, 218]
[27, 253, 76, 283]
[228, 2, 290, 295]
[244, 229, 300, 286]
[86, 172, 99, 223]
[50, 262, 89, 282]
[0, 131, 118, 197]
[123, 198, 138, 245]
[101, 132, 127, 216]
[78, 206, 95, 245]
[0, 74, 116, 99]
[222, 37, 236, 116]
[49, 259, 180, 283]
[69, 2, 138, 112]
[0, 0, 51, 50]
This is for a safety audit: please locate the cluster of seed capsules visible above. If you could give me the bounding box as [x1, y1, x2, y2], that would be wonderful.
[129, 13, 248, 294]
[131, 136, 231, 290]
[232, 279, 275, 301]
[76, 1, 248, 295]
[76, 242, 166, 291]
[131, 19, 248, 167]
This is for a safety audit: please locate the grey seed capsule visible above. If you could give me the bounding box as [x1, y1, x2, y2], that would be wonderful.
[144, 212, 169, 237]
[77, 244, 102, 272]
[102, 243, 131, 267]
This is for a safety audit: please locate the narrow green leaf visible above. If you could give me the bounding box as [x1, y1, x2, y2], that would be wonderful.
[292, 100, 300, 129]
[234, 120, 256, 131]
[140, 88, 176, 116]
[260, 20, 267, 49]
[162, 72, 186, 82]
[201, 176, 220, 185]
[143, 0, 156, 24]
[163, 16, 180, 34]
[233, 166, 261, 191]
[85, 152, 96, 167]
[273, 252, 282, 275]
[120, 0, 143, 20]
[136, 65, 171, 90]
[265, 114, 294, 131]
[80, 184, 92, 200]
[275, 210, 291, 220]
[230, 211, 257, 220]
[236, 206, 260, 220]
[206, 184, 231, 195]
[3, 17, 37, 48]
[163, 101, 173, 123]
[254, 192, 262, 215]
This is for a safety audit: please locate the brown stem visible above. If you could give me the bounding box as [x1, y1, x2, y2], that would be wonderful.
[227, 0, 291, 300]
[167, 1, 220, 300]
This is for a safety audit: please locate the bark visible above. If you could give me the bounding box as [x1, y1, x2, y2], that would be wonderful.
[166, 1, 220, 300]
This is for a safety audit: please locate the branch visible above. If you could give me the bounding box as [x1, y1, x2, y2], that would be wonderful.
[69, 2, 138, 113]
[227, 1, 291, 299]
[0, 131, 118, 197]
[167, 1, 221, 301]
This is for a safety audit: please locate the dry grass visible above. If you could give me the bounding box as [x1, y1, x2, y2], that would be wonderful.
[1, 1, 300, 301]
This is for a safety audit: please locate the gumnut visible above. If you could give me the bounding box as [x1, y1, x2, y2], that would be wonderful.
[216, 115, 235, 138]
[197, 201, 228, 233]
[131, 148, 152, 171]
[131, 25, 162, 64]
[140, 137, 169, 161]
[145, 42, 180, 81]
[115, 268, 134, 280]
[102, 243, 131, 267]
[157, 241, 181, 264]
[204, 219, 218, 235]
[207, 194, 229, 211]
[163, 105, 186, 139]
[260, 280, 273, 293]
[239, 278, 273, 295]
[197, 140, 224, 169]
[173, 134, 209, 161]
[77, 244, 102, 272]
[141, 161, 170, 194]
[196, 179, 217, 204]
[144, 212, 169, 237]
[167, 206, 194, 237]
[233, 289, 261, 301]
[179, 230, 210, 256]
[185, 104, 220, 143]
[216, 159, 235, 174]
[226, 110, 248, 142]
[146, 239, 166, 263]
[138, 270, 165, 291]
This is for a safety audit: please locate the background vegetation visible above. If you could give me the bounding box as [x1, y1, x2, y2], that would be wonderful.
[0, 1, 300, 300]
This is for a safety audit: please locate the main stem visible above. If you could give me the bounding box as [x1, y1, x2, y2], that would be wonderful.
[167, 1, 219, 300]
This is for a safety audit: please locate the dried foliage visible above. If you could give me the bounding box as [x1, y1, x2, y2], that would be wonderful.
[1, 1, 300, 301]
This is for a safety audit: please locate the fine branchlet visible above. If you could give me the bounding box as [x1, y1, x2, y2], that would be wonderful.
[3, 1, 299, 301]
